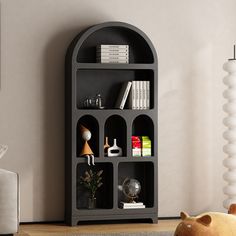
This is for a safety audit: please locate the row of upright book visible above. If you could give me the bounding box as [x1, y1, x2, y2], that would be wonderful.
[115, 81, 150, 110]
[96, 44, 129, 64]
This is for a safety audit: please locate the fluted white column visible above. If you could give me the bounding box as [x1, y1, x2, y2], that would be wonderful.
[223, 59, 236, 209]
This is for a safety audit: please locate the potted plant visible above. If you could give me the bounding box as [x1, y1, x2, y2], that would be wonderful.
[80, 169, 103, 209]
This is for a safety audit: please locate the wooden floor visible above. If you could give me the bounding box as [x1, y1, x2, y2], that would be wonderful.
[16, 220, 180, 235]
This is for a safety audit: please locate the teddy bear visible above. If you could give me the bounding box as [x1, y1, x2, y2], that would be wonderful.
[174, 204, 236, 236]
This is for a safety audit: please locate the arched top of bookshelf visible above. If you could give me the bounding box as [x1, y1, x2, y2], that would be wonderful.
[67, 22, 157, 64]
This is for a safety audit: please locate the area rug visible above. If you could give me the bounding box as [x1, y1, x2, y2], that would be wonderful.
[40, 232, 174, 236]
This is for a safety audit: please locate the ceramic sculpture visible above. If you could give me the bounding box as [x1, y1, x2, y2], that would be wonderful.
[80, 125, 95, 166]
[174, 206, 236, 236]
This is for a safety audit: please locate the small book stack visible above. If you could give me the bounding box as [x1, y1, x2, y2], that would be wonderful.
[96, 44, 129, 64]
[120, 202, 145, 209]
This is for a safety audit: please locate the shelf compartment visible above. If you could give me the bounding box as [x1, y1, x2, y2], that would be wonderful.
[77, 115, 99, 157]
[76, 163, 113, 209]
[118, 162, 154, 208]
[132, 115, 154, 156]
[76, 69, 154, 109]
[104, 115, 127, 157]
[77, 27, 154, 63]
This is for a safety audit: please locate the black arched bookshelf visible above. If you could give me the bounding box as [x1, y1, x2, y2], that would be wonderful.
[65, 21, 158, 225]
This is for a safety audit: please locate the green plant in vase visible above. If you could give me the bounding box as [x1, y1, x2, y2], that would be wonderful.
[80, 169, 103, 209]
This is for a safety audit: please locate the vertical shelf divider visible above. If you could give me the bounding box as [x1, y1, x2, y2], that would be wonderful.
[99, 117, 104, 159]
[126, 118, 133, 159]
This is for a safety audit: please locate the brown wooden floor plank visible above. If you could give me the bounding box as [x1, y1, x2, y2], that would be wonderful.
[16, 220, 179, 235]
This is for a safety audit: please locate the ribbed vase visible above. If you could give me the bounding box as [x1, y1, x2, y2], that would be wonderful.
[223, 60, 236, 209]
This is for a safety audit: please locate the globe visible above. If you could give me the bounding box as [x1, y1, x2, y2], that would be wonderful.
[122, 178, 141, 203]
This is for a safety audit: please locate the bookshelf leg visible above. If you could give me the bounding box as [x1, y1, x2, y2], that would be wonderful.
[151, 216, 158, 223]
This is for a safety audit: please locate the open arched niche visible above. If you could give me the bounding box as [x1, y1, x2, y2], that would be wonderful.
[74, 23, 155, 64]
[77, 115, 99, 157]
[132, 115, 154, 156]
[104, 115, 127, 157]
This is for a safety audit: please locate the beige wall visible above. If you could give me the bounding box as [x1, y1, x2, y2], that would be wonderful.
[0, 0, 236, 222]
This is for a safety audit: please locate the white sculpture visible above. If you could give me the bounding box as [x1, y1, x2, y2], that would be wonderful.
[223, 46, 236, 209]
[80, 125, 95, 166]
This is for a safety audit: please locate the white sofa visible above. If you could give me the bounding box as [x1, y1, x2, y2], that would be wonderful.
[0, 169, 19, 235]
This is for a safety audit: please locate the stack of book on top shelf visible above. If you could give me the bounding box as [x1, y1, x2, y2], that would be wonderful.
[115, 81, 150, 109]
[96, 44, 129, 64]
[120, 202, 145, 209]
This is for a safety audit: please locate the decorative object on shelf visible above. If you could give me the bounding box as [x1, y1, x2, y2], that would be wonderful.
[120, 178, 141, 203]
[174, 206, 236, 236]
[80, 169, 103, 209]
[107, 138, 122, 157]
[223, 45, 236, 209]
[104, 137, 110, 156]
[119, 201, 145, 209]
[96, 44, 129, 64]
[142, 136, 152, 156]
[80, 125, 95, 166]
[0, 144, 8, 159]
[132, 136, 141, 157]
[83, 94, 104, 109]
[131, 136, 152, 157]
[88, 197, 96, 209]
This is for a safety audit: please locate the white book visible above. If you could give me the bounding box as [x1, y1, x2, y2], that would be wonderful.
[98, 59, 129, 64]
[97, 49, 129, 53]
[140, 81, 143, 109]
[98, 56, 129, 60]
[120, 202, 144, 206]
[122, 205, 146, 209]
[97, 52, 129, 56]
[146, 81, 150, 109]
[132, 81, 136, 109]
[98, 44, 129, 49]
[136, 81, 140, 110]
[115, 81, 132, 109]
[143, 81, 147, 109]
[128, 81, 136, 109]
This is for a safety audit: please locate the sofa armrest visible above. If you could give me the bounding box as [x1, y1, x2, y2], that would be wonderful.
[0, 169, 19, 234]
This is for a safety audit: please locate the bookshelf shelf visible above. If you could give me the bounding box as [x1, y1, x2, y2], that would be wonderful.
[75, 63, 155, 70]
[75, 157, 156, 166]
[74, 109, 156, 118]
[65, 21, 158, 226]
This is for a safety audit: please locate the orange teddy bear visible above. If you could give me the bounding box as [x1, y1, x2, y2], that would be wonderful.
[174, 204, 236, 236]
